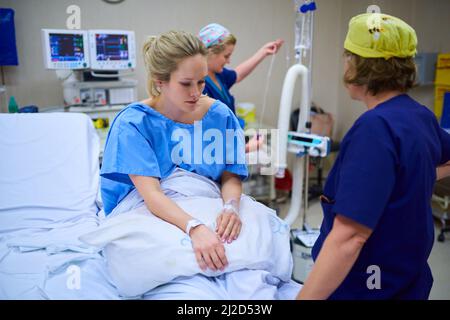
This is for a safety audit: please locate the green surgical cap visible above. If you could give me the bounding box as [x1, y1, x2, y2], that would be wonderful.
[344, 13, 417, 59]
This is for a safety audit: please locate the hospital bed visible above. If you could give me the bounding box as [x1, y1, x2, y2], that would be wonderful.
[0, 113, 299, 299]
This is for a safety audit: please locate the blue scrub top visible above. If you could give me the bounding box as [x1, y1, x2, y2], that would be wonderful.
[100, 100, 248, 215]
[312, 94, 450, 300]
[204, 68, 237, 114]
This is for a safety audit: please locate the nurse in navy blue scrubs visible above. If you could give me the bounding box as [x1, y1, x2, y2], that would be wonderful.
[198, 23, 283, 152]
[297, 13, 450, 300]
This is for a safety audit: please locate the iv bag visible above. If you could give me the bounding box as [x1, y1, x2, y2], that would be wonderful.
[294, 0, 314, 63]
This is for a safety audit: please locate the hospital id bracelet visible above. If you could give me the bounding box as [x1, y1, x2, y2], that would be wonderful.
[186, 218, 204, 236]
[223, 199, 239, 215]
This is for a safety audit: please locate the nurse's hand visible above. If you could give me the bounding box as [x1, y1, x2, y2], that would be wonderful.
[190, 225, 228, 272]
[216, 209, 242, 244]
[260, 39, 284, 56]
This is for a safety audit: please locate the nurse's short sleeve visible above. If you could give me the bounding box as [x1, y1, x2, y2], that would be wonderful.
[221, 68, 238, 89]
[439, 127, 450, 164]
[224, 111, 248, 180]
[100, 116, 161, 185]
[333, 114, 397, 230]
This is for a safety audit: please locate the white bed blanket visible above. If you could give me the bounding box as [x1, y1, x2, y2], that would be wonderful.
[81, 169, 293, 298]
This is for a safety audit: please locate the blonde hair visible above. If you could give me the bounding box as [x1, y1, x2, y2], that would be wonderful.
[208, 34, 237, 55]
[142, 30, 207, 97]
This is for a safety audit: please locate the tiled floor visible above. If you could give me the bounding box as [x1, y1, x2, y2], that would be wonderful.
[276, 198, 450, 300]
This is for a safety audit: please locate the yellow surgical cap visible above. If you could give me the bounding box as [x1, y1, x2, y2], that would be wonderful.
[344, 13, 417, 59]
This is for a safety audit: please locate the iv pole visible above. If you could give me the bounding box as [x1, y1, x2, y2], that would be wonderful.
[278, 0, 316, 228]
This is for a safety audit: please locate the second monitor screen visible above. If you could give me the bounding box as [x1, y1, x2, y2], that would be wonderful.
[95, 34, 129, 61]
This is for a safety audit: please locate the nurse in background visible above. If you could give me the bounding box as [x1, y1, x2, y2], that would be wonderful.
[198, 23, 283, 152]
[297, 13, 450, 300]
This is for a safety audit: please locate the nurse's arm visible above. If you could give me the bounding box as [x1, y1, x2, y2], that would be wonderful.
[235, 40, 284, 83]
[297, 214, 372, 300]
[129, 174, 228, 272]
[235, 49, 266, 83]
[437, 161, 450, 180]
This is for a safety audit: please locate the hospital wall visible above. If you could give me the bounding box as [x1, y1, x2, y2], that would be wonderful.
[2, 0, 450, 141]
[0, 0, 295, 127]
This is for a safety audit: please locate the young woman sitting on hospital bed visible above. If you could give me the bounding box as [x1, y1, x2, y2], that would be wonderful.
[100, 30, 248, 273]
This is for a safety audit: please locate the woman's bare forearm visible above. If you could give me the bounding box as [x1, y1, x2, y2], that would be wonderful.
[130, 174, 192, 232]
[221, 171, 242, 207]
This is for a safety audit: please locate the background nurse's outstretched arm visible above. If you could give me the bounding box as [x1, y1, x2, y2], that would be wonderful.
[235, 39, 284, 83]
[129, 174, 228, 272]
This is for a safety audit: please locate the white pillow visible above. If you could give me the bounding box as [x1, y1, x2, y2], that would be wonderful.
[0, 113, 100, 230]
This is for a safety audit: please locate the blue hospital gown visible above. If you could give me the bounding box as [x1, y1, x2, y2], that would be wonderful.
[100, 100, 248, 215]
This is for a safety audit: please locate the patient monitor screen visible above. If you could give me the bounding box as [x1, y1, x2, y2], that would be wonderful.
[95, 34, 129, 61]
[89, 30, 136, 70]
[50, 33, 85, 62]
[41, 29, 89, 69]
